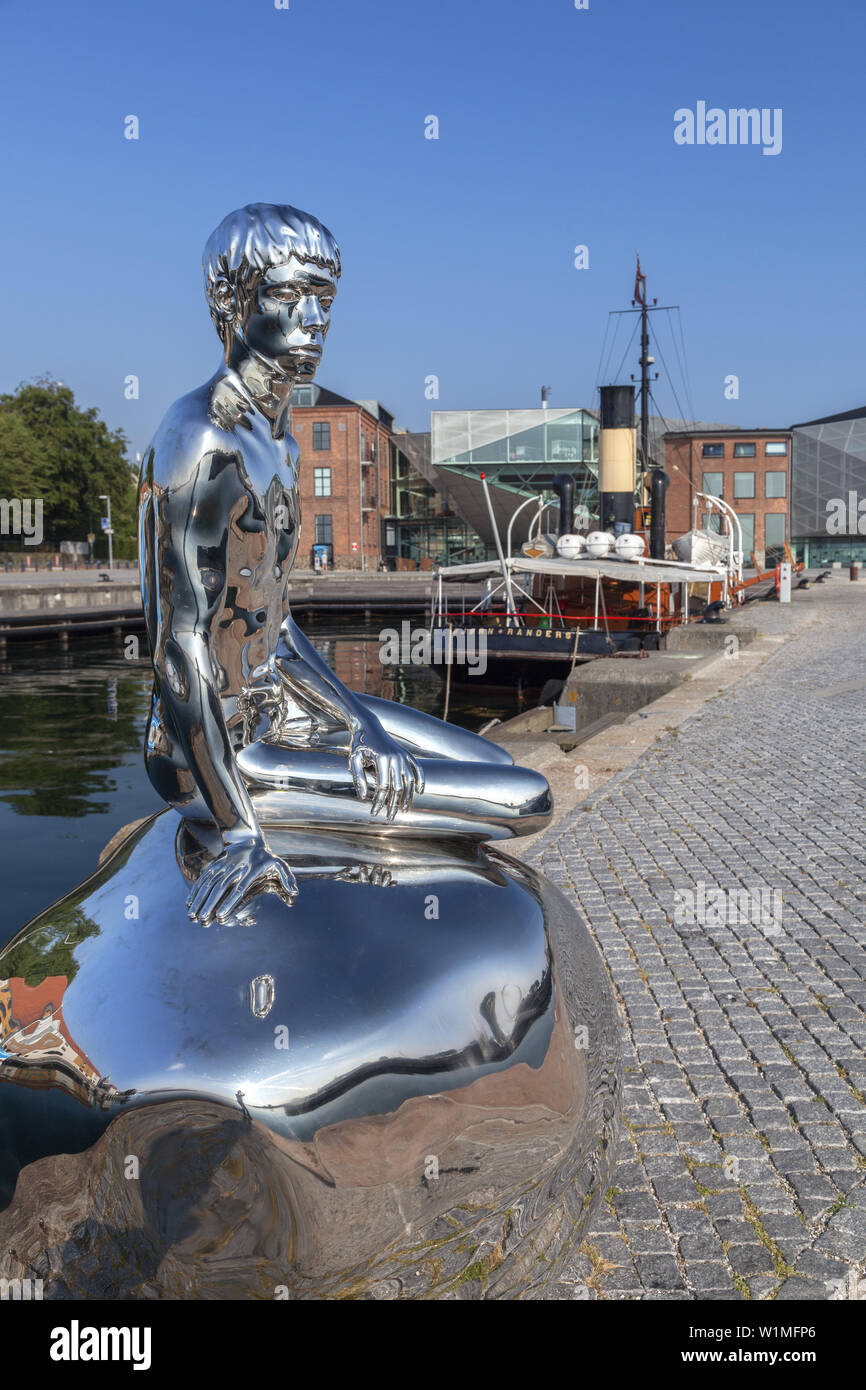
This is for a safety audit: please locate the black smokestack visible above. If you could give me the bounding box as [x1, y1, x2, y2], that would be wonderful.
[599, 385, 636, 532]
[552, 474, 576, 537]
[649, 468, 669, 559]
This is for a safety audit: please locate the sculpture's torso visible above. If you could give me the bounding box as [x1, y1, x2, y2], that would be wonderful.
[139, 373, 300, 751]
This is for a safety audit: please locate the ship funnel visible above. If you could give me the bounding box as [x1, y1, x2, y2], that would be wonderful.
[551, 474, 576, 538]
[599, 385, 636, 532]
[649, 468, 669, 559]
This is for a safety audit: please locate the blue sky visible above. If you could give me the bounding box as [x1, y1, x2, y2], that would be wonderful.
[1, 0, 863, 460]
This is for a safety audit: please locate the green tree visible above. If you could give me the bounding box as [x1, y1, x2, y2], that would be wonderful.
[0, 376, 137, 552]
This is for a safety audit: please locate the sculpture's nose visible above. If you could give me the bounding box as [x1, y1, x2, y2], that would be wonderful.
[298, 295, 326, 334]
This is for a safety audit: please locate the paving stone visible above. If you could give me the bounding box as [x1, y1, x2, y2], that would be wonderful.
[774, 1277, 833, 1300]
[611, 1192, 657, 1223]
[677, 1233, 726, 1262]
[666, 1208, 716, 1236]
[634, 1255, 686, 1290]
[685, 1262, 737, 1292]
[727, 1244, 776, 1275]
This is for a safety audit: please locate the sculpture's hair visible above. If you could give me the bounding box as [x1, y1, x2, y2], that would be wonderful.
[203, 203, 341, 345]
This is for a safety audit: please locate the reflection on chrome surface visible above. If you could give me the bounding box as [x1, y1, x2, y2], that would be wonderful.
[0, 813, 620, 1298]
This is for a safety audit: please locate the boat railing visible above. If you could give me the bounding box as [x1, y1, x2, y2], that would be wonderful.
[692, 491, 744, 594]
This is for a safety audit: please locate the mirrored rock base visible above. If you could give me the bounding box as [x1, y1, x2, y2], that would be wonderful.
[0, 811, 621, 1300]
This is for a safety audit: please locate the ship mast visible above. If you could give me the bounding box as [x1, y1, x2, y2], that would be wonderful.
[638, 279, 654, 474]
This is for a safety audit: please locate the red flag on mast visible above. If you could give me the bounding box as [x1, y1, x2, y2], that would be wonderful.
[634, 254, 646, 306]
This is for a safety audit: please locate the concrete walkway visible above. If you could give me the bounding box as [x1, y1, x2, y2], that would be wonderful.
[526, 580, 866, 1300]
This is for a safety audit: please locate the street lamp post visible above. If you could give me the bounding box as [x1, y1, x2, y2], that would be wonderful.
[99, 493, 113, 570]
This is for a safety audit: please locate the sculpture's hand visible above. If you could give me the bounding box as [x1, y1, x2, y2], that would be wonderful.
[348, 725, 425, 821]
[187, 838, 298, 925]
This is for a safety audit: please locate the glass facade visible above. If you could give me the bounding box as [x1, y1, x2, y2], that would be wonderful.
[388, 433, 478, 567]
[432, 407, 600, 511]
[791, 412, 866, 564]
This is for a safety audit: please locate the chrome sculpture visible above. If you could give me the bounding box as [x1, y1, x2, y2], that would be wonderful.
[139, 203, 551, 924]
[0, 204, 621, 1300]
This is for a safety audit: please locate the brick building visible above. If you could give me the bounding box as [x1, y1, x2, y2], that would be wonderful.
[290, 384, 394, 569]
[663, 429, 791, 567]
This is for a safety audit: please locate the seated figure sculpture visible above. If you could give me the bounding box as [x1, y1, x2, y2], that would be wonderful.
[139, 203, 552, 925]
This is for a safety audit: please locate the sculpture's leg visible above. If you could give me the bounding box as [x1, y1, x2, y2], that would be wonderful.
[354, 694, 515, 766]
[234, 742, 551, 840]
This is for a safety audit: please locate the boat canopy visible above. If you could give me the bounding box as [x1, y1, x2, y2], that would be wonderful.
[434, 554, 727, 588]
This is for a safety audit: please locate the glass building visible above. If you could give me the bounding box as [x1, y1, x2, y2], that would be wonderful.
[431, 408, 600, 552]
[385, 431, 479, 568]
[791, 408, 866, 565]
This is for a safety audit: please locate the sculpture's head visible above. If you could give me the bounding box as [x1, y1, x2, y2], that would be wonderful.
[203, 203, 341, 376]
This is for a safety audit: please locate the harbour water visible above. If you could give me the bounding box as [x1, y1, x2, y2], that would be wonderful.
[0, 620, 541, 936]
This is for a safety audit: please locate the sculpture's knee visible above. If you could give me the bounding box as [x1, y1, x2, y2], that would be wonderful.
[507, 767, 553, 837]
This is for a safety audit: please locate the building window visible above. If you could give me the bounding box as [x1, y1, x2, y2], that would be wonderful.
[314, 514, 333, 545]
[739, 514, 755, 556]
[765, 512, 786, 556]
[313, 422, 331, 451]
[701, 512, 723, 534]
[734, 471, 755, 499]
[765, 471, 787, 499]
[314, 467, 331, 497]
[702, 471, 724, 497]
[733, 442, 756, 457]
[765, 441, 788, 456]
[702, 443, 724, 458]
[292, 386, 313, 407]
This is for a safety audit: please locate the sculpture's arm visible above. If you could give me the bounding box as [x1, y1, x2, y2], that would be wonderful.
[277, 614, 424, 820]
[146, 467, 297, 922]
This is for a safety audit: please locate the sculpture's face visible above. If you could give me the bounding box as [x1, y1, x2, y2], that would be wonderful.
[240, 257, 337, 378]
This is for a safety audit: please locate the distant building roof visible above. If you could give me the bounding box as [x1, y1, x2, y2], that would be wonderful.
[663, 425, 790, 438]
[290, 383, 394, 428]
[791, 406, 866, 428]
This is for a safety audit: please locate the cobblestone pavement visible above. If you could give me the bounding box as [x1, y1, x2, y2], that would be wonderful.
[532, 582, 866, 1300]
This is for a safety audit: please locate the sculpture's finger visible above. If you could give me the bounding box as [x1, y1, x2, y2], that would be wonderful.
[349, 750, 368, 800]
[214, 876, 251, 923]
[272, 862, 299, 904]
[187, 863, 220, 919]
[198, 868, 244, 926]
[411, 755, 425, 796]
[398, 760, 412, 814]
[386, 758, 399, 821]
[371, 756, 389, 816]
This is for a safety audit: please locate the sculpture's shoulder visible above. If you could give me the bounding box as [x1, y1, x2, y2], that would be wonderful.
[140, 381, 248, 495]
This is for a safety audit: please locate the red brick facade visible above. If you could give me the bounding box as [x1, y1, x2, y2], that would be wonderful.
[663, 431, 791, 567]
[291, 400, 393, 569]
